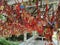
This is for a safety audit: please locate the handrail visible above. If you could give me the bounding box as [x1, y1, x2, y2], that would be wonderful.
[19, 34, 38, 45]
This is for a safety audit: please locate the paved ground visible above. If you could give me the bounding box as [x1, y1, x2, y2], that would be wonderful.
[19, 40, 57, 45]
[30, 40, 45, 45]
[19, 40, 44, 45]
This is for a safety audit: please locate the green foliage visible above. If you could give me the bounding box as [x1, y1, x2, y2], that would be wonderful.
[0, 37, 10, 45]
[6, 33, 32, 41]
[0, 33, 32, 45]
[0, 14, 7, 21]
[0, 37, 19, 45]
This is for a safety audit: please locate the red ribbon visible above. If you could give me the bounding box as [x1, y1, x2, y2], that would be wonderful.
[16, 4, 21, 19]
[46, 4, 48, 12]
[37, 28, 43, 35]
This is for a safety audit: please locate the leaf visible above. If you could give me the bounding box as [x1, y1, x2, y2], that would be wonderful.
[0, 14, 7, 21]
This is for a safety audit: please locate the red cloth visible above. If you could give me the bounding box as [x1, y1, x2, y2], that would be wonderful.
[44, 4, 48, 19]
[4, 5, 12, 15]
[45, 28, 53, 39]
[15, 4, 21, 19]
[33, 25, 37, 30]
[38, 29, 43, 35]
[30, 19, 37, 30]
[45, 29, 50, 38]
[24, 17, 29, 23]
[31, 19, 36, 25]
[51, 15, 54, 22]
[37, 27, 43, 35]
[25, 23, 30, 28]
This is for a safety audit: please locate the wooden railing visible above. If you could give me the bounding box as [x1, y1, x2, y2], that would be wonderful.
[19, 31, 46, 45]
